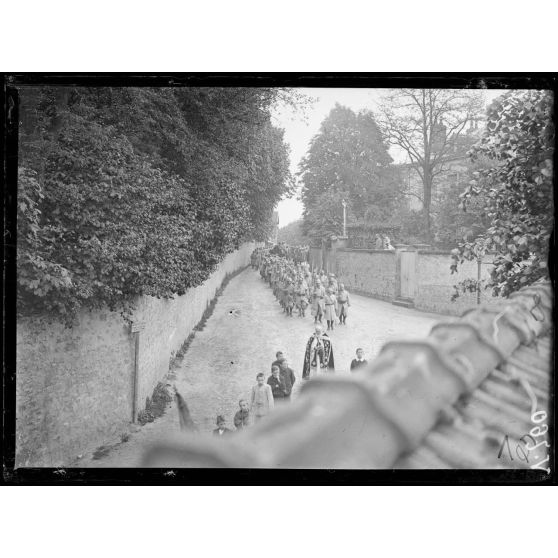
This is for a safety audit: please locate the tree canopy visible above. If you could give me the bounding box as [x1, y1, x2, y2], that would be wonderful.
[451, 89, 554, 297]
[277, 219, 310, 246]
[299, 104, 399, 240]
[17, 86, 294, 323]
[431, 154, 493, 248]
[377, 89, 485, 240]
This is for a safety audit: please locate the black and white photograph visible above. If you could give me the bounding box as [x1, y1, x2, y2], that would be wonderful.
[4, 75, 554, 479]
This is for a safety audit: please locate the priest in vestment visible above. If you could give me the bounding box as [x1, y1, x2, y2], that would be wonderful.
[302, 324, 335, 379]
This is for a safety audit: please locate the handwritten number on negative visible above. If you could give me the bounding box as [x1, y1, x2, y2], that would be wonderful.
[498, 434, 534, 463]
[498, 435, 514, 461]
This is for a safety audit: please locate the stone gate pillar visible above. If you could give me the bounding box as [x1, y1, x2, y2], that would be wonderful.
[330, 236, 348, 277]
[393, 244, 419, 308]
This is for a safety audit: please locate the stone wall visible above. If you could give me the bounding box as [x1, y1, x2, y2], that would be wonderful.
[16, 309, 135, 468]
[414, 251, 501, 315]
[335, 249, 396, 301]
[325, 245, 502, 316]
[16, 242, 255, 467]
[309, 247, 323, 270]
[132, 243, 256, 411]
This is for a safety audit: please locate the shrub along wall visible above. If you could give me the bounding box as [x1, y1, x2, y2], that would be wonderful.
[16, 242, 255, 467]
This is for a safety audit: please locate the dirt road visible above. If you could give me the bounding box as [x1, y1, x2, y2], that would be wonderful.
[81, 268, 440, 467]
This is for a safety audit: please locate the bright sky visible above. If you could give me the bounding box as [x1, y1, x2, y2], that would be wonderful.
[272, 88, 507, 227]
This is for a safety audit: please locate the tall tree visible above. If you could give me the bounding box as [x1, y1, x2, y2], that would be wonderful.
[451, 90, 554, 297]
[303, 190, 345, 241]
[377, 89, 485, 239]
[16, 86, 295, 323]
[299, 104, 398, 240]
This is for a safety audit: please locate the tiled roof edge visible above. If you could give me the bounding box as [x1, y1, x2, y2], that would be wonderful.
[141, 282, 553, 468]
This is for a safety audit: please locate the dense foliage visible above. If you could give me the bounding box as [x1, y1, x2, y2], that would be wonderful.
[431, 156, 492, 248]
[303, 190, 346, 242]
[17, 87, 294, 323]
[277, 219, 310, 246]
[451, 90, 554, 297]
[299, 104, 400, 240]
[377, 89, 485, 240]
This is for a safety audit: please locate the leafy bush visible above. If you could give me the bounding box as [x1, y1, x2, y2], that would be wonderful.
[451, 90, 554, 297]
[17, 87, 294, 324]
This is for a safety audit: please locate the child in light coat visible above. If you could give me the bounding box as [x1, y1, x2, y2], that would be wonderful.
[250, 373, 274, 422]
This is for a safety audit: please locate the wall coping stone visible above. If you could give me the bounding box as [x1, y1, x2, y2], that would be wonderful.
[418, 249, 456, 255]
[338, 248, 396, 254]
[418, 249, 498, 257]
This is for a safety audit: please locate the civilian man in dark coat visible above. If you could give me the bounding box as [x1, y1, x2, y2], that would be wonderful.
[268, 365, 288, 401]
[278, 358, 296, 401]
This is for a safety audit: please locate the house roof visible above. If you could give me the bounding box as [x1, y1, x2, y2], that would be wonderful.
[142, 281, 553, 470]
[395, 331, 552, 469]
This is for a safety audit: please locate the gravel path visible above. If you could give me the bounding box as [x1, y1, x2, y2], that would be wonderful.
[81, 268, 440, 467]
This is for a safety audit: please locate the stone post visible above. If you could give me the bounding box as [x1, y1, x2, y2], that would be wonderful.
[393, 244, 419, 308]
[394, 244, 407, 300]
[329, 236, 348, 277]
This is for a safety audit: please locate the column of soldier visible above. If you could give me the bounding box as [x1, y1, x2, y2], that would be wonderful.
[250, 245, 351, 331]
[210, 245, 356, 437]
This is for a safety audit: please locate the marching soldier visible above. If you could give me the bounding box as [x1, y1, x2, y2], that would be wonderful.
[328, 273, 339, 294]
[324, 287, 337, 330]
[337, 283, 350, 325]
[311, 280, 326, 324]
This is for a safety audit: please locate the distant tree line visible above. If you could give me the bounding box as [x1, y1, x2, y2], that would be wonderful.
[299, 91, 553, 298]
[17, 87, 295, 324]
[277, 219, 310, 246]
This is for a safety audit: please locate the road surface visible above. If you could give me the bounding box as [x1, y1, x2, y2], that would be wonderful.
[80, 268, 440, 467]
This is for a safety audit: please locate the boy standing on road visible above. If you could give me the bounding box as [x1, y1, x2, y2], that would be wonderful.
[213, 415, 232, 436]
[267, 365, 288, 402]
[350, 348, 368, 372]
[250, 373, 274, 422]
[233, 399, 251, 430]
[279, 358, 296, 401]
